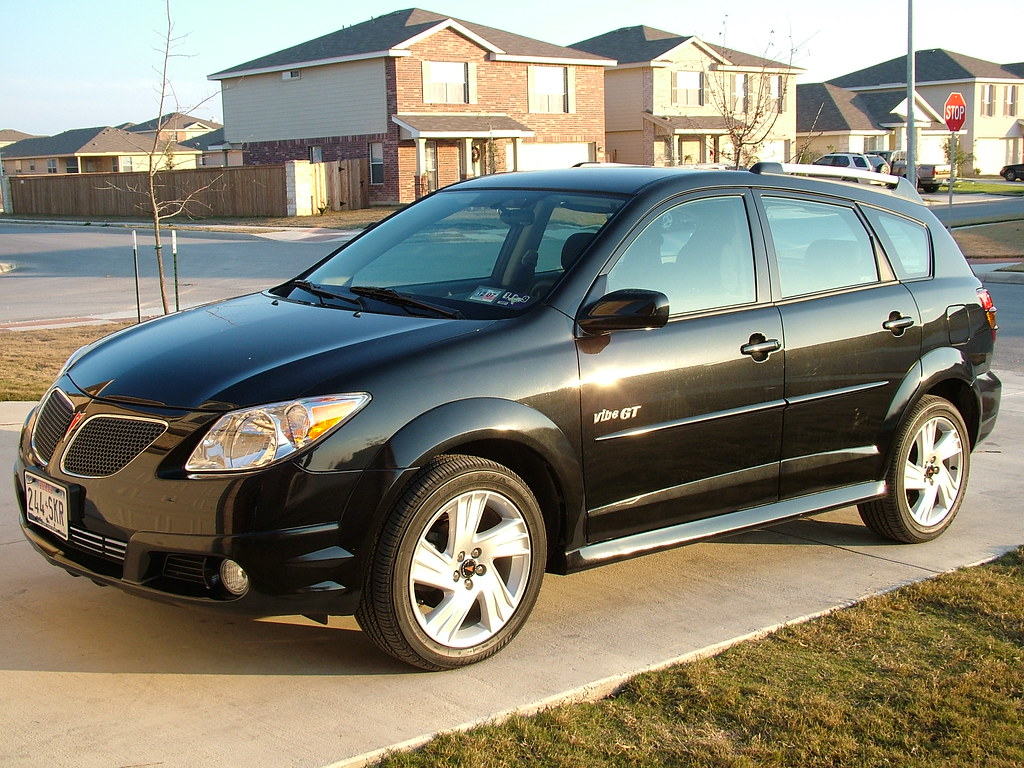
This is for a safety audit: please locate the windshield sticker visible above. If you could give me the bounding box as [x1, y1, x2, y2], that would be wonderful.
[469, 287, 503, 303]
[495, 292, 530, 307]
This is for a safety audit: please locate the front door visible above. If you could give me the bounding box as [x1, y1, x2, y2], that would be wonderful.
[577, 193, 784, 543]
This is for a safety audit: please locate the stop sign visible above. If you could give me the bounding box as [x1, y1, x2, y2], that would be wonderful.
[944, 92, 967, 132]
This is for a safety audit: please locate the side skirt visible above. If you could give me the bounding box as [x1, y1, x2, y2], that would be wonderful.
[563, 481, 885, 572]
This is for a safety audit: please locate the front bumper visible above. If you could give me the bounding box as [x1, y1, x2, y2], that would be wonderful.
[13, 386, 373, 618]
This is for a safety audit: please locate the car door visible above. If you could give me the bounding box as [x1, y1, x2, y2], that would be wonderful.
[576, 192, 785, 543]
[756, 193, 923, 499]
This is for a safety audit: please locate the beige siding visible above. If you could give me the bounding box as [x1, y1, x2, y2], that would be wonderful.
[604, 69, 644, 131]
[220, 58, 388, 142]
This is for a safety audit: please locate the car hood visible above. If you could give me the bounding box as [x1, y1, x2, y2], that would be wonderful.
[66, 293, 490, 411]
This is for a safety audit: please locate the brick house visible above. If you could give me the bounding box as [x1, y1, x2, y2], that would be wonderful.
[208, 8, 613, 204]
[570, 26, 801, 167]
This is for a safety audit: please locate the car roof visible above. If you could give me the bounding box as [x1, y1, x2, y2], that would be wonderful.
[444, 165, 922, 206]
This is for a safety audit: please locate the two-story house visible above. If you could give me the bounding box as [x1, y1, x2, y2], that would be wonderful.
[822, 49, 1023, 175]
[570, 26, 801, 167]
[208, 8, 613, 204]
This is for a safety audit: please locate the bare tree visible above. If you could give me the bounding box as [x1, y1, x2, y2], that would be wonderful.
[702, 33, 799, 169]
[103, 0, 220, 314]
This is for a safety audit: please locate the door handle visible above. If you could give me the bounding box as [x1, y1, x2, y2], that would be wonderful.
[740, 335, 782, 362]
[883, 313, 915, 336]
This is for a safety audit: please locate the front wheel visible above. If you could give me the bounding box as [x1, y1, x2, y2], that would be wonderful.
[356, 455, 547, 670]
[1005, 169, 1019, 182]
[859, 396, 970, 543]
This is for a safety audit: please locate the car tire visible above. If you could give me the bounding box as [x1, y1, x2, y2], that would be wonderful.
[858, 395, 970, 543]
[1005, 169, 1019, 182]
[921, 184, 939, 194]
[356, 454, 546, 670]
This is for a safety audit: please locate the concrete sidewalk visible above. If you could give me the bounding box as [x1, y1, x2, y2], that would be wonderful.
[1, 371, 1021, 768]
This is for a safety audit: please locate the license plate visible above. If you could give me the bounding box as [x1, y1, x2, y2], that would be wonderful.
[25, 471, 70, 540]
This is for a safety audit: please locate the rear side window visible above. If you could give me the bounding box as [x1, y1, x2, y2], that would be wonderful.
[762, 197, 878, 298]
[863, 208, 932, 280]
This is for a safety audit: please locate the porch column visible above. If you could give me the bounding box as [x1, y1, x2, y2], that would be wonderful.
[461, 138, 474, 178]
[510, 137, 522, 171]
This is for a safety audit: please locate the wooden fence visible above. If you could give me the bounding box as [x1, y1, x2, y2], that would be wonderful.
[8, 165, 289, 218]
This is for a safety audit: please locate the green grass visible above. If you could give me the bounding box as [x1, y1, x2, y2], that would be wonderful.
[379, 548, 1024, 767]
[945, 180, 1024, 196]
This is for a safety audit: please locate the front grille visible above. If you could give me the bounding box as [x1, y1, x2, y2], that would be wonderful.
[62, 417, 166, 477]
[68, 525, 128, 563]
[33, 389, 75, 464]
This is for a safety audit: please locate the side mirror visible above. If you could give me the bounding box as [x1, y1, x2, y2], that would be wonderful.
[578, 289, 670, 334]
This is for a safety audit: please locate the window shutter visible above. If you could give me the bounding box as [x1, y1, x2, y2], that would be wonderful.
[566, 67, 575, 113]
[467, 62, 478, 104]
[422, 61, 432, 103]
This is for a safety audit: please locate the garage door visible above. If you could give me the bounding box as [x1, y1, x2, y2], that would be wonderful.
[918, 133, 947, 164]
[512, 142, 594, 170]
[973, 138, 1007, 176]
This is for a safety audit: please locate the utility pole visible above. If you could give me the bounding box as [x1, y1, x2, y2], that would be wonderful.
[906, 0, 917, 187]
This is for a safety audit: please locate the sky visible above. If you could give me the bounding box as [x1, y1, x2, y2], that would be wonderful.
[2, 0, 1021, 136]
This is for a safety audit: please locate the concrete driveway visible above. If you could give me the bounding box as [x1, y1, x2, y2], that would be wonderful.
[2, 370, 1021, 768]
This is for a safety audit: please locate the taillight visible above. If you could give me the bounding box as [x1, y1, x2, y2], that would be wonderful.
[977, 287, 998, 340]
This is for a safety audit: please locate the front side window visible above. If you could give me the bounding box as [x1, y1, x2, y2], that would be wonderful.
[65, 158, 79, 174]
[732, 74, 748, 113]
[607, 195, 756, 314]
[308, 146, 323, 163]
[1005, 85, 1018, 117]
[423, 61, 469, 104]
[47, 159, 57, 173]
[529, 66, 569, 113]
[762, 197, 878, 298]
[864, 208, 931, 280]
[288, 189, 624, 319]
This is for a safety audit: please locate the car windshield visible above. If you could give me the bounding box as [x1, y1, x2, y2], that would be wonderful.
[278, 188, 625, 319]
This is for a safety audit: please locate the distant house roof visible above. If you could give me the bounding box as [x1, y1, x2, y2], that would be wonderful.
[829, 49, 1024, 89]
[179, 127, 226, 151]
[0, 129, 40, 143]
[209, 7, 613, 79]
[570, 25, 798, 71]
[1, 126, 199, 159]
[797, 82, 944, 134]
[1005, 62, 1024, 78]
[126, 112, 222, 133]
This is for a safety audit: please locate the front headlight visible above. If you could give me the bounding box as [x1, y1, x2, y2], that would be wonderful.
[185, 394, 370, 472]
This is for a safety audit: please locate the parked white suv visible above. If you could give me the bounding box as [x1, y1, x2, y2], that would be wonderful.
[813, 153, 878, 172]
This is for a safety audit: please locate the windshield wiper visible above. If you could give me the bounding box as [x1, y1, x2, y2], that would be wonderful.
[349, 286, 463, 319]
[286, 279, 362, 307]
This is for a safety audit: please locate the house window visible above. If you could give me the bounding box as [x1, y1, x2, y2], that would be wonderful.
[369, 142, 384, 184]
[1005, 85, 1018, 117]
[981, 84, 995, 116]
[424, 140, 438, 193]
[47, 159, 57, 173]
[423, 61, 471, 104]
[29, 159, 35, 171]
[282, 70, 301, 81]
[529, 66, 570, 113]
[732, 74, 748, 113]
[65, 158, 79, 173]
[112, 157, 119, 172]
[770, 75, 784, 113]
[308, 146, 323, 163]
[672, 71, 704, 106]
[122, 157, 133, 172]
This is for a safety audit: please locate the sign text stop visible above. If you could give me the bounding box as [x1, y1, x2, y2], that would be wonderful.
[944, 92, 966, 132]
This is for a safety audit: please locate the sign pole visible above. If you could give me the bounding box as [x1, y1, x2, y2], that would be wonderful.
[948, 132, 956, 210]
